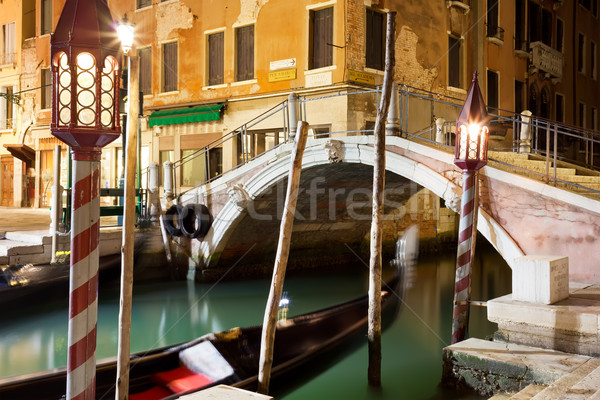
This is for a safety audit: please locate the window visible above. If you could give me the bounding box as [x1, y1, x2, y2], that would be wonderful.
[310, 7, 333, 69]
[181, 148, 222, 186]
[41, 0, 52, 35]
[578, 0, 598, 15]
[591, 42, 597, 79]
[486, 0, 500, 38]
[366, 9, 384, 70]
[528, 2, 541, 43]
[0, 87, 14, 130]
[208, 32, 224, 86]
[1, 22, 15, 65]
[236, 25, 254, 81]
[556, 18, 564, 52]
[448, 36, 462, 88]
[514, 0, 526, 51]
[515, 80, 525, 114]
[41, 68, 51, 109]
[162, 41, 178, 92]
[137, 0, 151, 9]
[592, 107, 598, 131]
[541, 9, 552, 46]
[579, 103, 586, 128]
[555, 93, 564, 123]
[487, 70, 499, 111]
[138, 47, 152, 95]
[578, 33, 585, 73]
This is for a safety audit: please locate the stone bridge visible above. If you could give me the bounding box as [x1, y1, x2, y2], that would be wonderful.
[176, 136, 600, 284]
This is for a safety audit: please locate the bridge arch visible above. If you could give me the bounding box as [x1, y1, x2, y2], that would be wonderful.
[193, 136, 521, 272]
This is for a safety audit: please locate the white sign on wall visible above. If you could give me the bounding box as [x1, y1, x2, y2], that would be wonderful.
[270, 58, 297, 71]
[305, 71, 332, 88]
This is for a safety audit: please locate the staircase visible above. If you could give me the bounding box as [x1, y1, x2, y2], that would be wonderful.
[0, 230, 54, 265]
[487, 151, 600, 200]
[488, 358, 600, 399]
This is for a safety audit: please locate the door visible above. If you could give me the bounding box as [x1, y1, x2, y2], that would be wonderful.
[1, 155, 13, 207]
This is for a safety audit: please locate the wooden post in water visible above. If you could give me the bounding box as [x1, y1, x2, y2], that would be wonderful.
[368, 11, 396, 387]
[257, 121, 309, 395]
[116, 53, 140, 400]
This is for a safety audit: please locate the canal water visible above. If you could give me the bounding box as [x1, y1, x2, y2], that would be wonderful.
[0, 239, 511, 399]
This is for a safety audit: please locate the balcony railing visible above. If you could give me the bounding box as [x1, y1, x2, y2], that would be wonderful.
[530, 41, 563, 79]
[0, 52, 16, 66]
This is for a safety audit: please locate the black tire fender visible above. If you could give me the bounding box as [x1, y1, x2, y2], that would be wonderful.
[163, 204, 183, 237]
[180, 204, 212, 239]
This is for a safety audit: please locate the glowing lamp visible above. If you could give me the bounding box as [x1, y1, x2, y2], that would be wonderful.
[454, 72, 489, 171]
[117, 14, 135, 55]
[50, 0, 122, 161]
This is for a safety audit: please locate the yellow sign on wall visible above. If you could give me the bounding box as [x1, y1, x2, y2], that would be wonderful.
[268, 68, 297, 82]
[348, 70, 375, 85]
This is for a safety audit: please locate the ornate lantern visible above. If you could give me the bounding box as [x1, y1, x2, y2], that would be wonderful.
[454, 72, 489, 171]
[51, 0, 121, 161]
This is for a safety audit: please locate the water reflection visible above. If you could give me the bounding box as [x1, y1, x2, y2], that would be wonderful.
[0, 240, 510, 400]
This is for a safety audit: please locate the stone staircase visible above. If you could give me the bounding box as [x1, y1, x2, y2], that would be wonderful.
[487, 151, 600, 200]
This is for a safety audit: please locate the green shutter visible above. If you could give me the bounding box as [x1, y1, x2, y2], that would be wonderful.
[148, 104, 223, 127]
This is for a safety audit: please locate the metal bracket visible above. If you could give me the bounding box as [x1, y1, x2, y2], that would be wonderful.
[0, 92, 21, 105]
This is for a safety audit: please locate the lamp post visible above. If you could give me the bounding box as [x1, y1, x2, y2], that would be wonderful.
[451, 72, 489, 345]
[50, 1, 121, 398]
[115, 13, 139, 400]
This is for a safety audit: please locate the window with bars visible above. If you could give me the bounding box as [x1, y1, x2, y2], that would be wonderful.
[208, 32, 224, 86]
[41, 0, 52, 35]
[162, 42, 178, 92]
[366, 9, 384, 70]
[309, 7, 333, 69]
[137, 0, 152, 9]
[448, 36, 462, 88]
[41, 68, 51, 109]
[236, 25, 254, 81]
[139, 47, 152, 95]
[1, 22, 15, 65]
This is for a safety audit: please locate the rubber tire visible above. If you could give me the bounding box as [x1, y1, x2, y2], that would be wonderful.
[180, 204, 212, 239]
[163, 204, 183, 237]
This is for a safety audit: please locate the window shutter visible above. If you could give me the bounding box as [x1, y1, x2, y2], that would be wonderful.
[163, 42, 178, 92]
[312, 7, 333, 69]
[448, 37, 461, 88]
[209, 32, 224, 85]
[139, 47, 152, 96]
[366, 10, 384, 70]
[237, 26, 254, 81]
[42, 0, 52, 35]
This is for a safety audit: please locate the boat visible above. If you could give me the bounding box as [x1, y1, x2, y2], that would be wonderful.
[0, 269, 403, 400]
[0, 236, 147, 305]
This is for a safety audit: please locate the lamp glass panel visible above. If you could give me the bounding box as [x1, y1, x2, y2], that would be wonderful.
[76, 52, 96, 126]
[57, 52, 71, 126]
[100, 56, 117, 127]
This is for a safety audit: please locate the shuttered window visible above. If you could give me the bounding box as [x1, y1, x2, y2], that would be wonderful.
[41, 0, 52, 35]
[208, 32, 224, 86]
[366, 9, 384, 70]
[139, 47, 152, 96]
[42, 68, 51, 109]
[310, 7, 333, 69]
[137, 0, 151, 9]
[487, 70, 499, 111]
[448, 36, 461, 88]
[162, 42, 178, 92]
[236, 25, 254, 81]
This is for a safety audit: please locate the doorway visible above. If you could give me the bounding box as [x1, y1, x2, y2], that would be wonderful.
[1, 155, 14, 207]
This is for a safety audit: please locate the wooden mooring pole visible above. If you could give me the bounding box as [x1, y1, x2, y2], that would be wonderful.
[368, 11, 396, 387]
[257, 121, 309, 395]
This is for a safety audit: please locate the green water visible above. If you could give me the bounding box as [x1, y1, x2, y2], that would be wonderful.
[0, 242, 511, 399]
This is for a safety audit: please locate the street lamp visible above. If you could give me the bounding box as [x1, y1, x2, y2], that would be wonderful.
[115, 13, 139, 400]
[50, 0, 121, 399]
[451, 71, 489, 344]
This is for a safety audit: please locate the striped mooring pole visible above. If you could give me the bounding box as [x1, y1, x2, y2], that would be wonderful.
[67, 159, 101, 399]
[451, 170, 476, 344]
[450, 71, 488, 345]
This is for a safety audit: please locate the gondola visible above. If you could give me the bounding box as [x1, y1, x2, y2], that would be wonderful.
[0, 269, 403, 400]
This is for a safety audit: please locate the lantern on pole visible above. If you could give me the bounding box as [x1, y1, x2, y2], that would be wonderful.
[50, 1, 121, 398]
[451, 72, 489, 344]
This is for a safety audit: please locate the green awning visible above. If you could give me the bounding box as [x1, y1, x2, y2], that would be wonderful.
[148, 104, 223, 127]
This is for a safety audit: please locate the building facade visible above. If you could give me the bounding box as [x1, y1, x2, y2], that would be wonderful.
[0, 0, 597, 209]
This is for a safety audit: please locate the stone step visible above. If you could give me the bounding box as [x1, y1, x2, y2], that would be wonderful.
[0, 239, 44, 257]
[556, 363, 600, 399]
[507, 384, 546, 399]
[488, 151, 531, 162]
[530, 358, 600, 399]
[443, 338, 591, 397]
[510, 160, 577, 175]
[4, 230, 49, 245]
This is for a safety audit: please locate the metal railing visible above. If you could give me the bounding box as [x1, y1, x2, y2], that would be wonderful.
[165, 83, 600, 202]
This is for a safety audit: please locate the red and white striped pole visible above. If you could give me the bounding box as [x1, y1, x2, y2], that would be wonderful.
[451, 72, 488, 344]
[451, 170, 476, 344]
[67, 157, 101, 400]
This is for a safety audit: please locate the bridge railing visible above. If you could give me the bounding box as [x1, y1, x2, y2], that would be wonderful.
[166, 84, 600, 203]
